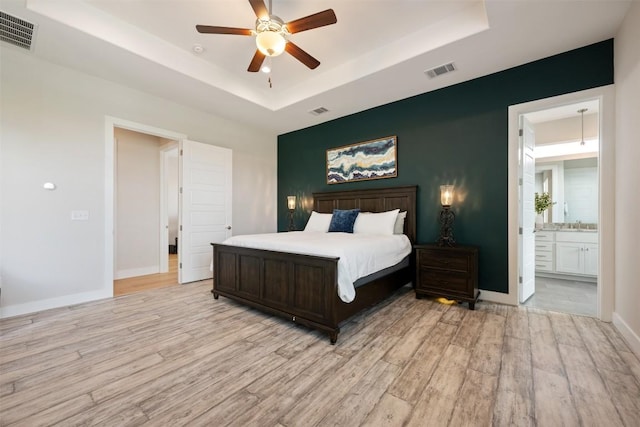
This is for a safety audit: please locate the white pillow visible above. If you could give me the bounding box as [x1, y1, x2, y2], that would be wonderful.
[304, 211, 332, 232]
[394, 211, 407, 234]
[353, 209, 400, 235]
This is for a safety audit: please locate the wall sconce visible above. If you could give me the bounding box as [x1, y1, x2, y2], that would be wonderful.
[437, 185, 456, 246]
[287, 195, 296, 231]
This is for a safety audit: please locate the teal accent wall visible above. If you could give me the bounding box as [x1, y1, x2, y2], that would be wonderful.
[277, 39, 613, 293]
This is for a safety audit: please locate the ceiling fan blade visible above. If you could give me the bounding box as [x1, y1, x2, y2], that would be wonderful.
[285, 42, 320, 69]
[286, 9, 337, 34]
[249, 0, 269, 20]
[248, 50, 266, 72]
[196, 25, 252, 36]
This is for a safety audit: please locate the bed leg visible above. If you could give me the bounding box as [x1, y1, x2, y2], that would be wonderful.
[329, 331, 338, 345]
[211, 289, 219, 299]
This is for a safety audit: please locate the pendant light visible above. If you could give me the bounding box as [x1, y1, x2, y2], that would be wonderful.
[578, 108, 588, 146]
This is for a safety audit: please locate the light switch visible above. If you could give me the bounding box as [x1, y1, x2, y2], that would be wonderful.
[71, 210, 89, 221]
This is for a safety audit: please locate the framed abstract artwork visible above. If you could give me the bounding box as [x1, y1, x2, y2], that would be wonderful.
[326, 136, 397, 184]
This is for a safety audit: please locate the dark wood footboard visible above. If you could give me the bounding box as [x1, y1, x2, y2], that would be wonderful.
[211, 243, 343, 342]
[211, 243, 413, 344]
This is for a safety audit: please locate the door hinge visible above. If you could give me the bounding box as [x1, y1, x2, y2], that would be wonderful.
[179, 262, 182, 269]
[179, 187, 183, 194]
[180, 149, 183, 156]
[179, 225, 182, 231]
[519, 227, 523, 235]
[519, 276, 523, 284]
[519, 129, 523, 137]
[519, 178, 523, 186]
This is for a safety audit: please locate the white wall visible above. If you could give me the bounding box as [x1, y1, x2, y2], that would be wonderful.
[614, 0, 640, 356]
[115, 128, 161, 278]
[0, 47, 277, 317]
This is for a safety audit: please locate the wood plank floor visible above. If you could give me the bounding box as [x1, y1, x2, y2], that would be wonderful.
[1, 282, 639, 426]
[114, 254, 178, 296]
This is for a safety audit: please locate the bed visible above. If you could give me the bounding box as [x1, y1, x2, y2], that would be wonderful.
[210, 185, 417, 344]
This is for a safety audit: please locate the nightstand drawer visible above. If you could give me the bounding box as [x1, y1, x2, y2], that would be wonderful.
[417, 269, 469, 294]
[418, 249, 470, 272]
[414, 244, 479, 310]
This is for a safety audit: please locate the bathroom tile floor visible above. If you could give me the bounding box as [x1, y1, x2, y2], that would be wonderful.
[524, 276, 597, 317]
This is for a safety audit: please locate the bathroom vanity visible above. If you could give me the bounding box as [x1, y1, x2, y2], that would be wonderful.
[535, 229, 598, 278]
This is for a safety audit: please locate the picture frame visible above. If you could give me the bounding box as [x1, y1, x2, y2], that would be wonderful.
[326, 136, 397, 184]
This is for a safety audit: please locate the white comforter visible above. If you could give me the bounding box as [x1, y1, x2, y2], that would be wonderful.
[220, 231, 412, 303]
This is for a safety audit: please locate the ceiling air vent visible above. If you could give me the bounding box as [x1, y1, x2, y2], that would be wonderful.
[0, 11, 36, 51]
[424, 62, 456, 79]
[309, 107, 329, 116]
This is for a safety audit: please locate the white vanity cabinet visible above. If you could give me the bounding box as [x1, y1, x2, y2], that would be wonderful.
[555, 232, 598, 276]
[535, 231, 555, 273]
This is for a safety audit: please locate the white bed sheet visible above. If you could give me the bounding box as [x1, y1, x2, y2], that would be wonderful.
[219, 231, 412, 303]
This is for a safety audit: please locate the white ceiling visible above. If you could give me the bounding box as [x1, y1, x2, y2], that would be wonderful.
[526, 100, 600, 124]
[1, 0, 632, 135]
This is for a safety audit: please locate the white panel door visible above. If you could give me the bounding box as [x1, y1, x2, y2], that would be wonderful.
[179, 140, 232, 284]
[519, 116, 536, 303]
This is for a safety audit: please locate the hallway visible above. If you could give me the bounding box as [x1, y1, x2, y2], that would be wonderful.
[114, 254, 178, 296]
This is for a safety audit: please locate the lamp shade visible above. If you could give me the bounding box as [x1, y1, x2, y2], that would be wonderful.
[287, 195, 296, 210]
[256, 31, 286, 57]
[440, 185, 454, 206]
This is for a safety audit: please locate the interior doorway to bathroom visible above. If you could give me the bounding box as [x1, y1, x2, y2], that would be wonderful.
[521, 101, 599, 316]
[509, 85, 615, 321]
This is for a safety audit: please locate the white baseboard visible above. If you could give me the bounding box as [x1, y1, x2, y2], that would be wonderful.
[478, 289, 518, 306]
[612, 312, 640, 358]
[115, 266, 159, 280]
[0, 289, 112, 319]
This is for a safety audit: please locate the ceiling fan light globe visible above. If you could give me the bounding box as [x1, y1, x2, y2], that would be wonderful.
[256, 31, 286, 57]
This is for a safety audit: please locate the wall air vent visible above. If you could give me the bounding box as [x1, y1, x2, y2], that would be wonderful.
[424, 62, 456, 79]
[0, 11, 36, 51]
[309, 107, 329, 116]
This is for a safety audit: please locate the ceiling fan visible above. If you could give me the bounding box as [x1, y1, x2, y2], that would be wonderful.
[196, 0, 337, 72]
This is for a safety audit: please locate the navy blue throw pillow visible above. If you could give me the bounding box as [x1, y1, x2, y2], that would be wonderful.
[328, 209, 360, 233]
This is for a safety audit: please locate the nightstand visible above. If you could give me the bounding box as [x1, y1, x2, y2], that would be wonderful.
[414, 244, 480, 310]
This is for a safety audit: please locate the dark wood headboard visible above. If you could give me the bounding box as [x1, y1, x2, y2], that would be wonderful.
[312, 185, 417, 243]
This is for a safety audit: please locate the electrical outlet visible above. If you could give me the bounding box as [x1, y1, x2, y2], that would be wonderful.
[71, 210, 89, 221]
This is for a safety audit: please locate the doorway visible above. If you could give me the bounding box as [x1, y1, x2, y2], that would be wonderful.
[105, 117, 233, 298]
[113, 128, 180, 296]
[105, 117, 187, 298]
[507, 85, 615, 321]
[520, 101, 599, 316]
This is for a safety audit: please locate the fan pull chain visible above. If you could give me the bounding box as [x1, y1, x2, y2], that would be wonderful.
[268, 76, 272, 88]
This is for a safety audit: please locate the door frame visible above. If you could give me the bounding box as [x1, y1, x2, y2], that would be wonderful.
[105, 117, 187, 295]
[507, 85, 615, 321]
[159, 143, 179, 273]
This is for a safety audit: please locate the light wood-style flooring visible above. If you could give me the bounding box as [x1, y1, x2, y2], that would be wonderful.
[114, 254, 178, 296]
[1, 282, 639, 426]
[524, 276, 597, 317]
